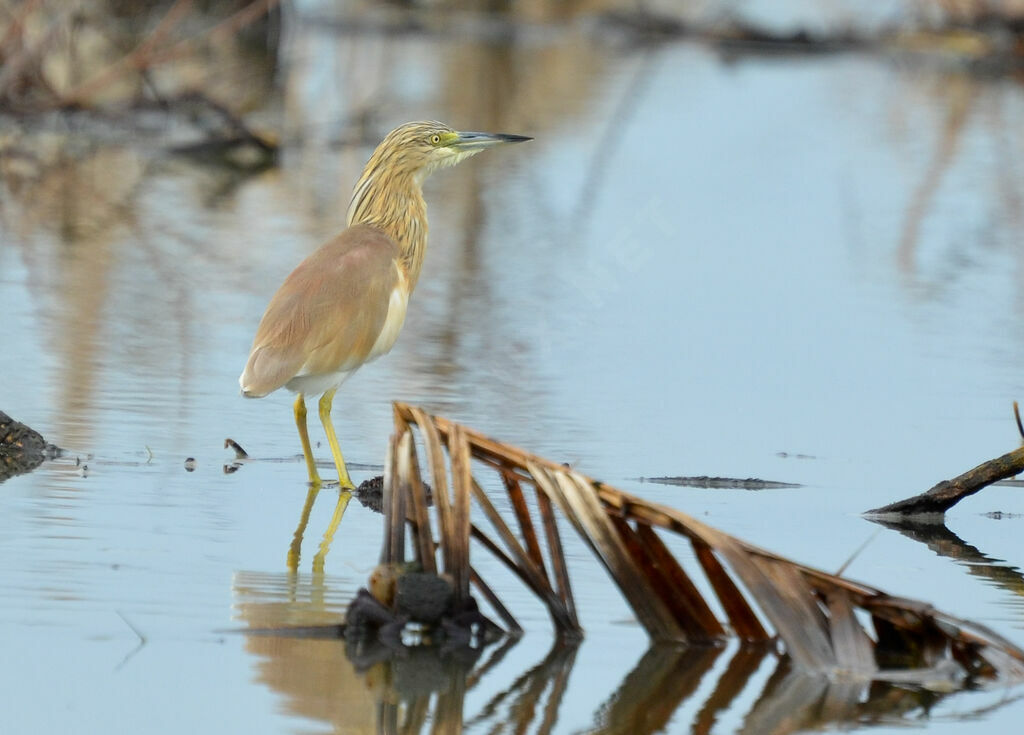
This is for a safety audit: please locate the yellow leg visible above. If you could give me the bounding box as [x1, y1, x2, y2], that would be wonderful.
[287, 485, 319, 572]
[294, 393, 321, 486]
[319, 388, 355, 489]
[313, 490, 353, 574]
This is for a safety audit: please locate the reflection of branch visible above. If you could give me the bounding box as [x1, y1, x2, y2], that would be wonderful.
[114, 610, 148, 671]
[990, 92, 1023, 230]
[570, 49, 659, 241]
[867, 517, 1024, 600]
[897, 77, 974, 274]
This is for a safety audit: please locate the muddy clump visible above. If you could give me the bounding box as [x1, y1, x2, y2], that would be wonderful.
[0, 411, 60, 483]
[354, 475, 433, 513]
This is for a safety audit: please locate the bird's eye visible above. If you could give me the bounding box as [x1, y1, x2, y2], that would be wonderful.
[430, 134, 441, 145]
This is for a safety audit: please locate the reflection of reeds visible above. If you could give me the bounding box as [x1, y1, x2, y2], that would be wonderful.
[234, 566, 1023, 735]
[464, 639, 578, 734]
[897, 74, 975, 274]
[591, 639, 1024, 734]
[594, 644, 723, 734]
[875, 53, 1024, 299]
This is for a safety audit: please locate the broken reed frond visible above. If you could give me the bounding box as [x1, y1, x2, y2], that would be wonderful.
[390, 404, 581, 638]
[385, 403, 1024, 683]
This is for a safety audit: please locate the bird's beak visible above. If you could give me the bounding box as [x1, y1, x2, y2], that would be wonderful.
[451, 131, 533, 150]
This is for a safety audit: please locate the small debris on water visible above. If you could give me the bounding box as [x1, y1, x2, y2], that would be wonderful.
[223, 438, 249, 459]
[184, 457, 196, 472]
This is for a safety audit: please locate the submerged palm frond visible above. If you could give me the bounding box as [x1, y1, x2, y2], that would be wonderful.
[381, 403, 1024, 685]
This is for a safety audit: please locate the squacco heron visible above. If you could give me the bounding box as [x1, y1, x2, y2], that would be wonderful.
[239, 121, 531, 488]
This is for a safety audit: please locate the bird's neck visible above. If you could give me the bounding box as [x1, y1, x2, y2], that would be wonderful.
[346, 168, 429, 290]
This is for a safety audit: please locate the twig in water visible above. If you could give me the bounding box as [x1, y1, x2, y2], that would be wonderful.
[834, 529, 881, 577]
[114, 610, 148, 671]
[224, 438, 249, 459]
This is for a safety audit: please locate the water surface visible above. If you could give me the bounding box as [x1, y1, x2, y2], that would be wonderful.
[3, 8, 1024, 734]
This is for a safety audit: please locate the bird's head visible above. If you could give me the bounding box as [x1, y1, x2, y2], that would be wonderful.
[370, 121, 532, 184]
[347, 121, 531, 230]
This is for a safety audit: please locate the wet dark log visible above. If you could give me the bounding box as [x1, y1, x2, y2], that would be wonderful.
[865, 446, 1024, 519]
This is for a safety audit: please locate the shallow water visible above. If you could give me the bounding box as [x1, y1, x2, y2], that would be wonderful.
[4, 6, 1024, 734]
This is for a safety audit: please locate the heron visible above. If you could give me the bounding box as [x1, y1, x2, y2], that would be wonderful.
[239, 121, 531, 489]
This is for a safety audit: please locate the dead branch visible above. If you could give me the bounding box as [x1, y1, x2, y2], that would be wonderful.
[865, 444, 1024, 519]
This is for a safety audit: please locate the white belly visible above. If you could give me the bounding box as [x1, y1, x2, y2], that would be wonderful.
[366, 280, 409, 361]
[284, 280, 409, 396]
[285, 369, 355, 396]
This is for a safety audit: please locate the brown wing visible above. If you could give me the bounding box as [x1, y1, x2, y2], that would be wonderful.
[239, 224, 402, 397]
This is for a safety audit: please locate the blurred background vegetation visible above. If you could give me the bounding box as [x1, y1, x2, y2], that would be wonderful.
[5, 0, 1024, 140]
[6, 0, 1024, 449]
